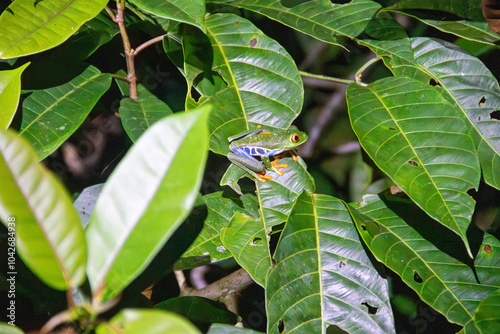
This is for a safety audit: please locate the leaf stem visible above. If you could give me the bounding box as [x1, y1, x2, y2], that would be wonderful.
[355, 56, 382, 86]
[299, 71, 355, 85]
[111, 74, 130, 82]
[133, 34, 168, 56]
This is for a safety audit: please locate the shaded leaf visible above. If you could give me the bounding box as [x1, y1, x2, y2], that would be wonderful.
[351, 194, 500, 331]
[347, 76, 480, 256]
[181, 191, 259, 265]
[0, 129, 87, 290]
[96, 309, 200, 334]
[128, 0, 205, 31]
[19, 65, 111, 160]
[208, 0, 381, 46]
[207, 324, 264, 334]
[267, 192, 395, 334]
[474, 288, 500, 333]
[387, 0, 483, 21]
[0, 0, 108, 59]
[221, 212, 272, 286]
[73, 184, 103, 227]
[86, 106, 209, 302]
[0, 63, 29, 129]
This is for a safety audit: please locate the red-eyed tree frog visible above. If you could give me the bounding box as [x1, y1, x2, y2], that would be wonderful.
[227, 126, 308, 182]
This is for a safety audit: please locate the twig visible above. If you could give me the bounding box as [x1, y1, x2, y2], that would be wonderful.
[104, 6, 116, 22]
[134, 34, 168, 56]
[299, 71, 355, 85]
[115, 1, 138, 99]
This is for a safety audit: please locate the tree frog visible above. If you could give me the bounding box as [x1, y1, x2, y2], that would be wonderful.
[227, 126, 308, 182]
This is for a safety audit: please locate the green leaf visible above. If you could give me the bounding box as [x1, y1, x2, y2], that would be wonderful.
[360, 37, 500, 190]
[19, 65, 111, 160]
[0, 323, 24, 334]
[119, 86, 173, 142]
[474, 288, 500, 333]
[346, 76, 480, 256]
[96, 309, 200, 334]
[267, 192, 395, 334]
[220, 212, 271, 286]
[0, 0, 109, 59]
[387, 0, 483, 21]
[181, 191, 259, 265]
[352, 194, 500, 331]
[0, 129, 87, 290]
[128, 0, 205, 31]
[0, 63, 29, 129]
[86, 106, 210, 302]
[155, 296, 238, 327]
[208, 0, 381, 46]
[197, 13, 304, 154]
[207, 324, 264, 334]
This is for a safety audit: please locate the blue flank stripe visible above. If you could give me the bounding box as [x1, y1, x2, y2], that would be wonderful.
[232, 147, 279, 157]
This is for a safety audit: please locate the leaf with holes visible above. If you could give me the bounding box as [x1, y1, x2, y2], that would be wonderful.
[181, 192, 259, 265]
[187, 13, 303, 155]
[266, 192, 395, 334]
[0, 0, 108, 59]
[19, 65, 111, 160]
[351, 194, 500, 332]
[120, 87, 173, 142]
[221, 212, 271, 286]
[360, 37, 500, 190]
[0, 129, 86, 290]
[347, 76, 480, 256]
[85, 107, 209, 302]
[474, 288, 500, 332]
[0, 63, 29, 129]
[207, 0, 381, 46]
[128, 0, 205, 31]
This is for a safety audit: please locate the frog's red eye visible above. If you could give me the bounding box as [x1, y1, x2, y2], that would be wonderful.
[291, 133, 300, 143]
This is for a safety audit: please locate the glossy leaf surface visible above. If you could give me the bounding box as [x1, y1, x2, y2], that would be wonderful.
[0, 63, 29, 129]
[0, 0, 108, 59]
[0, 129, 86, 290]
[86, 107, 209, 302]
[347, 76, 480, 256]
[474, 288, 500, 333]
[266, 192, 395, 334]
[19, 65, 111, 160]
[352, 194, 500, 331]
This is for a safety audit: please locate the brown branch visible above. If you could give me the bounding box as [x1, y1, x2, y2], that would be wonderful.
[134, 34, 168, 56]
[115, 2, 138, 99]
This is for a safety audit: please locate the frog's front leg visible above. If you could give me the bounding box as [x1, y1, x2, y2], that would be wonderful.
[228, 151, 272, 182]
[262, 156, 288, 176]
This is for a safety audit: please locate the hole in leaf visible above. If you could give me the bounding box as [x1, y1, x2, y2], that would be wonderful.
[250, 38, 257, 47]
[281, 0, 311, 8]
[429, 78, 441, 87]
[406, 160, 419, 166]
[251, 237, 263, 246]
[339, 260, 346, 269]
[478, 96, 486, 106]
[388, 127, 396, 131]
[34, 0, 44, 7]
[467, 188, 477, 199]
[484, 244, 492, 254]
[278, 318, 285, 333]
[413, 270, 423, 283]
[331, 0, 351, 4]
[477, 116, 482, 121]
[361, 301, 378, 314]
[490, 110, 500, 120]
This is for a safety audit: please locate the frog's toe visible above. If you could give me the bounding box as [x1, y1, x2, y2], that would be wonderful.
[257, 171, 272, 182]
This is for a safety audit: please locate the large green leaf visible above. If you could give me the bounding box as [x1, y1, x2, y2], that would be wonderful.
[387, 0, 483, 21]
[220, 212, 271, 286]
[96, 309, 200, 334]
[207, 324, 263, 334]
[195, 13, 304, 154]
[351, 194, 500, 332]
[0, 63, 29, 129]
[0, 0, 108, 59]
[119, 86, 173, 142]
[359, 37, 500, 190]
[346, 76, 480, 256]
[19, 65, 111, 160]
[86, 107, 209, 302]
[0, 129, 86, 290]
[266, 192, 395, 334]
[128, 0, 205, 31]
[474, 288, 500, 333]
[181, 191, 259, 265]
[208, 0, 381, 46]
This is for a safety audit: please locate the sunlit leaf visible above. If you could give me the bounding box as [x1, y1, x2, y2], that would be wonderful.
[86, 106, 209, 302]
[267, 192, 395, 333]
[0, 0, 108, 59]
[347, 76, 480, 256]
[474, 288, 500, 333]
[0, 129, 87, 290]
[0, 63, 29, 129]
[19, 65, 111, 160]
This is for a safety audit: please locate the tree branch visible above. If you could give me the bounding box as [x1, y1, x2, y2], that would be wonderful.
[134, 34, 168, 56]
[115, 1, 138, 99]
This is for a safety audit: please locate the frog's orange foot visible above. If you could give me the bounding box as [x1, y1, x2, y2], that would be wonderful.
[257, 171, 272, 182]
[290, 151, 299, 161]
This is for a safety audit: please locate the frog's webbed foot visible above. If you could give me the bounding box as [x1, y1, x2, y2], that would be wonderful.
[257, 171, 273, 182]
[280, 150, 299, 161]
[271, 156, 289, 176]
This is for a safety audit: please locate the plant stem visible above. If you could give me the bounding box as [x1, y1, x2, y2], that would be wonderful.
[111, 74, 130, 82]
[134, 34, 168, 56]
[299, 71, 355, 85]
[115, 1, 138, 99]
[355, 56, 381, 86]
